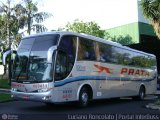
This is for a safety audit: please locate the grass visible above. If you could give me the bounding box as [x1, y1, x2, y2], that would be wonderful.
[0, 79, 10, 89]
[0, 93, 11, 102]
[0, 79, 12, 102]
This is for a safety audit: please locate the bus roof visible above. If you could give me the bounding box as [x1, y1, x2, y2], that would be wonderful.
[23, 31, 156, 57]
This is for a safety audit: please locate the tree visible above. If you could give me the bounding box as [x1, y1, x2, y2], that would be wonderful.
[65, 19, 105, 38]
[0, 0, 11, 48]
[20, 0, 52, 35]
[0, 0, 52, 82]
[104, 32, 134, 45]
[0, 15, 7, 41]
[0, 0, 52, 46]
[141, 0, 160, 39]
[0, 0, 14, 83]
[0, 0, 24, 48]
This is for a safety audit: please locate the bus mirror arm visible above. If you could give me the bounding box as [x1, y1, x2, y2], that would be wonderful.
[2, 50, 12, 65]
[47, 46, 57, 63]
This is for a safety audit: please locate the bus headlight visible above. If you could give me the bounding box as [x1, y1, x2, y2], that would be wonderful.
[37, 88, 49, 93]
[42, 96, 51, 101]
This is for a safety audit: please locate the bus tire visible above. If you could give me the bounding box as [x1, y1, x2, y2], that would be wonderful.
[133, 86, 145, 100]
[138, 86, 145, 100]
[78, 87, 89, 107]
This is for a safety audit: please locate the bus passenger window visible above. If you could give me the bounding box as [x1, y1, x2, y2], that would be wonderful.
[78, 38, 96, 61]
[98, 43, 112, 62]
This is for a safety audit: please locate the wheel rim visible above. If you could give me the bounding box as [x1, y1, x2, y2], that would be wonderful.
[81, 92, 88, 105]
[140, 90, 144, 99]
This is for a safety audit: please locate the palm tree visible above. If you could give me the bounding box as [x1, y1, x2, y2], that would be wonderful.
[0, 15, 7, 41]
[0, 0, 14, 48]
[141, 0, 160, 39]
[0, 0, 25, 84]
[0, 0, 24, 47]
[21, 0, 52, 35]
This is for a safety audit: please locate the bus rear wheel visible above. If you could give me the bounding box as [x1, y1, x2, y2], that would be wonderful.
[79, 87, 89, 107]
[133, 86, 145, 100]
[139, 86, 145, 100]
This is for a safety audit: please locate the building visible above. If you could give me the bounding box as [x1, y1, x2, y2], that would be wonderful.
[105, 0, 160, 91]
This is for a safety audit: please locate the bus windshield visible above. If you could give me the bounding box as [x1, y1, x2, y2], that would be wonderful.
[12, 34, 59, 82]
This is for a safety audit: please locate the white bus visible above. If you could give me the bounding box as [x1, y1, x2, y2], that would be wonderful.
[11, 32, 157, 107]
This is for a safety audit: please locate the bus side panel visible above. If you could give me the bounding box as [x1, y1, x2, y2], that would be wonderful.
[53, 80, 97, 102]
[53, 60, 157, 102]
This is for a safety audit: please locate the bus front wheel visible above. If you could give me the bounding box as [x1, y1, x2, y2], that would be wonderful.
[79, 87, 89, 107]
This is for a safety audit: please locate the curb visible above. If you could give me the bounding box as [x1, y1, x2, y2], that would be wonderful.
[0, 89, 11, 94]
[144, 95, 158, 100]
[146, 103, 160, 110]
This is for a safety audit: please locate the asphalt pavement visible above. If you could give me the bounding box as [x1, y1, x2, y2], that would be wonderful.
[0, 96, 160, 120]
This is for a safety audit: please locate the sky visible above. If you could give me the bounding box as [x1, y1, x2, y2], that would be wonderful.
[39, 0, 143, 31]
[1, 0, 147, 31]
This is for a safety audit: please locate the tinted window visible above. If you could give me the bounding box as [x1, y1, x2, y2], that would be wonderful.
[12, 38, 35, 80]
[32, 35, 59, 51]
[55, 35, 77, 81]
[78, 38, 96, 61]
[59, 36, 76, 62]
[98, 42, 112, 62]
[77, 37, 156, 69]
[30, 35, 59, 59]
[12, 34, 59, 81]
[112, 47, 133, 65]
[131, 53, 145, 67]
[130, 53, 156, 68]
[18, 38, 35, 53]
[55, 51, 68, 80]
[149, 56, 156, 68]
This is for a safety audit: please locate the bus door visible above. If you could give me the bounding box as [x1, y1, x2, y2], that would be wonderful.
[54, 35, 77, 100]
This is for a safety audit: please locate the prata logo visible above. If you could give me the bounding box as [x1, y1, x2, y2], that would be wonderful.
[94, 64, 113, 74]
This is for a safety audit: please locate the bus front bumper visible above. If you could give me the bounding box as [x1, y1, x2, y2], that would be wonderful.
[11, 90, 54, 103]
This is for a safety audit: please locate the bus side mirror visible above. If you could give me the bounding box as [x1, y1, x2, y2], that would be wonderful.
[0, 65, 4, 75]
[2, 50, 12, 65]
